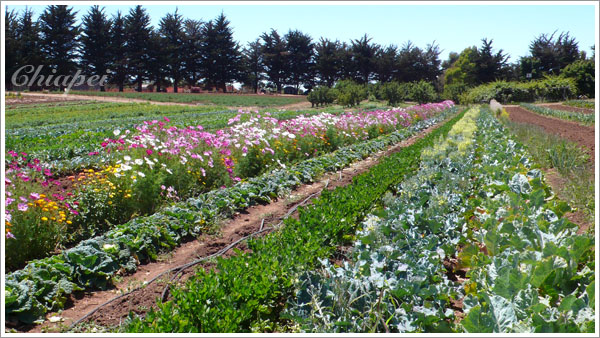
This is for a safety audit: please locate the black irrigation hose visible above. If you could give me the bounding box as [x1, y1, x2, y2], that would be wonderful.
[68, 190, 323, 331]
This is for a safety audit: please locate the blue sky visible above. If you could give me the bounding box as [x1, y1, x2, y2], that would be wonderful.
[5, 3, 597, 62]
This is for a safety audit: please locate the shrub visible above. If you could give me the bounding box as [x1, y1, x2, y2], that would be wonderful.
[334, 80, 367, 107]
[460, 76, 576, 104]
[307, 87, 336, 107]
[380, 82, 406, 106]
[409, 80, 437, 104]
[561, 60, 595, 98]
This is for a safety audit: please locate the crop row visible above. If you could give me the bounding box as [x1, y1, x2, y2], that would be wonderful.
[61, 90, 307, 106]
[123, 108, 466, 332]
[285, 106, 594, 333]
[563, 100, 595, 110]
[520, 103, 594, 126]
[4, 106, 458, 324]
[5, 102, 453, 270]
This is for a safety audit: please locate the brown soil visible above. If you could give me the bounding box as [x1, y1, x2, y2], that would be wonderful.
[22, 118, 449, 333]
[5, 94, 84, 107]
[537, 103, 595, 115]
[505, 106, 596, 164]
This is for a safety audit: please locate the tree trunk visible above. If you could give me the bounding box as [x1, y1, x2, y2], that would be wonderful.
[174, 78, 178, 93]
[137, 76, 142, 92]
[119, 82, 124, 92]
[100, 85, 106, 92]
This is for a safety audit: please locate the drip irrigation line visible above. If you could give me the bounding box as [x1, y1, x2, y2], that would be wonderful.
[68, 190, 321, 331]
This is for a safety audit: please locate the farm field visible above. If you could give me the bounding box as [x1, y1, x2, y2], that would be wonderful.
[4, 100, 595, 334]
[504, 106, 596, 164]
[537, 103, 595, 115]
[520, 103, 595, 126]
[50, 90, 308, 107]
[5, 99, 457, 329]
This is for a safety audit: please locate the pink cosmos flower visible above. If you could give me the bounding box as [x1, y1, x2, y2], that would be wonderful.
[30, 193, 40, 200]
[18, 203, 28, 212]
[6, 232, 16, 239]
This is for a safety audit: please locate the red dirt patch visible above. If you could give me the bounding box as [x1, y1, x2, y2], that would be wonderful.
[505, 106, 596, 164]
[21, 118, 450, 333]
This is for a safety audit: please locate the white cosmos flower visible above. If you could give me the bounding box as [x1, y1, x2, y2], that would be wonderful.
[135, 159, 144, 165]
[113, 129, 121, 136]
[124, 155, 131, 161]
[120, 164, 132, 171]
[166, 168, 173, 174]
[137, 171, 145, 177]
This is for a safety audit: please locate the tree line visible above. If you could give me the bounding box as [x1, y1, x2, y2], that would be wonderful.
[4, 5, 595, 97]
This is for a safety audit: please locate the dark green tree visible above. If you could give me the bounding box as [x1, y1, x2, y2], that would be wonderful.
[80, 5, 112, 91]
[261, 29, 288, 93]
[147, 30, 170, 92]
[350, 34, 379, 84]
[5, 9, 19, 90]
[561, 60, 595, 98]
[201, 13, 241, 92]
[159, 9, 185, 92]
[38, 5, 80, 89]
[125, 5, 152, 92]
[314, 38, 343, 87]
[475, 38, 509, 83]
[182, 19, 203, 87]
[109, 11, 127, 91]
[241, 38, 264, 93]
[525, 31, 581, 77]
[374, 45, 398, 83]
[284, 29, 314, 91]
[17, 8, 43, 90]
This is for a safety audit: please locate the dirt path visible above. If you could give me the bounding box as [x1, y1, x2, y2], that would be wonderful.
[15, 92, 309, 111]
[505, 106, 596, 164]
[20, 117, 450, 333]
[537, 103, 595, 115]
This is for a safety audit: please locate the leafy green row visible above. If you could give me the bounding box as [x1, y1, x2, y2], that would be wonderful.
[4, 107, 458, 325]
[563, 100, 595, 109]
[284, 107, 482, 332]
[123, 109, 466, 333]
[520, 103, 594, 126]
[285, 106, 594, 333]
[458, 108, 594, 333]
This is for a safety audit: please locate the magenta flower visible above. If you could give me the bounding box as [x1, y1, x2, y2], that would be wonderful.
[30, 193, 40, 200]
[6, 232, 16, 239]
[18, 203, 28, 212]
[6, 198, 15, 206]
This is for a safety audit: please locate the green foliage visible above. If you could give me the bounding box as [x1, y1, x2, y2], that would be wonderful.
[380, 82, 408, 106]
[307, 86, 336, 107]
[442, 82, 470, 102]
[409, 80, 437, 104]
[334, 79, 367, 107]
[460, 76, 577, 104]
[561, 60, 595, 98]
[563, 100, 594, 109]
[520, 103, 594, 126]
[124, 108, 464, 333]
[61, 90, 307, 106]
[5, 107, 458, 324]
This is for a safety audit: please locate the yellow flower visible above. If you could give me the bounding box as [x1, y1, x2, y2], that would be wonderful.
[66, 220, 72, 225]
[41, 217, 48, 221]
[39, 194, 46, 198]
